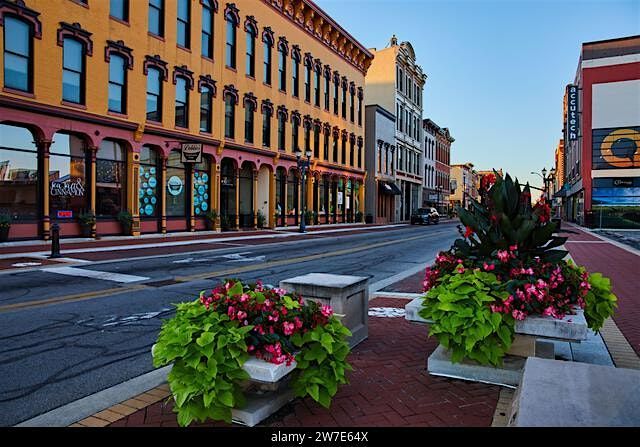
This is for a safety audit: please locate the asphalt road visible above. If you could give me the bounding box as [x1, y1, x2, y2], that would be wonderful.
[0, 223, 459, 426]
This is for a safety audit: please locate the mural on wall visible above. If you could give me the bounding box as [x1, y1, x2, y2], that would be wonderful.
[592, 126, 640, 170]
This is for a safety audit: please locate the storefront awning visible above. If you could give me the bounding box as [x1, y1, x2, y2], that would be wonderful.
[380, 181, 402, 195]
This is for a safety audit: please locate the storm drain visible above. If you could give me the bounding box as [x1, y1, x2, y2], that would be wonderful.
[145, 278, 183, 287]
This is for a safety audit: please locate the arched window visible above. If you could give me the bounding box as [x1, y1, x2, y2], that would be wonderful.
[108, 54, 126, 113]
[244, 98, 255, 144]
[193, 156, 210, 217]
[139, 145, 160, 218]
[287, 170, 298, 219]
[304, 59, 311, 102]
[49, 133, 87, 220]
[62, 38, 85, 104]
[263, 38, 272, 85]
[3, 16, 34, 92]
[175, 76, 189, 128]
[225, 11, 237, 68]
[245, 26, 256, 77]
[201, 0, 215, 58]
[314, 65, 320, 107]
[278, 40, 287, 92]
[0, 124, 39, 220]
[96, 140, 126, 218]
[166, 150, 186, 217]
[291, 49, 300, 97]
[200, 85, 213, 133]
[146, 67, 163, 122]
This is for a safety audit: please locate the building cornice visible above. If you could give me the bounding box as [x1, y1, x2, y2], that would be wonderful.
[261, 0, 374, 75]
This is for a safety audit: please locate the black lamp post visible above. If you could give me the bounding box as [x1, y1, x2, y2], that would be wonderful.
[295, 148, 312, 233]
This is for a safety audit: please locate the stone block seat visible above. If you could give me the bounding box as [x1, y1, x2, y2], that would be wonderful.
[509, 357, 640, 426]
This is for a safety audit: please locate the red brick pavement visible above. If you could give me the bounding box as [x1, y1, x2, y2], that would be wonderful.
[108, 297, 500, 427]
[562, 225, 640, 356]
[382, 270, 425, 293]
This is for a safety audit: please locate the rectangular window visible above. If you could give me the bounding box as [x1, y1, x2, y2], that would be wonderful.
[304, 125, 310, 152]
[324, 75, 330, 110]
[292, 58, 299, 97]
[146, 67, 162, 121]
[202, 0, 214, 58]
[341, 138, 346, 165]
[333, 79, 339, 114]
[398, 68, 403, 92]
[175, 77, 188, 128]
[108, 54, 126, 113]
[176, 0, 190, 48]
[349, 140, 354, 167]
[62, 38, 84, 104]
[323, 131, 329, 160]
[110, 0, 129, 21]
[292, 121, 299, 152]
[200, 87, 212, 132]
[304, 65, 311, 102]
[263, 43, 271, 85]
[245, 31, 255, 76]
[149, 0, 164, 37]
[314, 70, 320, 106]
[358, 95, 362, 126]
[245, 102, 254, 143]
[332, 136, 338, 163]
[278, 48, 286, 91]
[225, 19, 236, 68]
[225, 96, 235, 138]
[3, 17, 32, 92]
[262, 109, 271, 147]
[278, 114, 285, 151]
[313, 125, 320, 159]
[349, 91, 354, 122]
[341, 84, 346, 119]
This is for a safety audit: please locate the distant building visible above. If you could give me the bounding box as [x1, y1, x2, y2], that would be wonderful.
[562, 35, 640, 228]
[422, 119, 453, 213]
[450, 163, 477, 210]
[423, 119, 438, 208]
[366, 36, 426, 221]
[552, 139, 565, 217]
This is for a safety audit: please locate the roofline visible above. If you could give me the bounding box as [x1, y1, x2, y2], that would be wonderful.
[582, 34, 640, 47]
[365, 103, 396, 121]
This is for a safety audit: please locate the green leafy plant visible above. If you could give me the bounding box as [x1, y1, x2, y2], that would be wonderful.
[78, 211, 96, 227]
[256, 210, 266, 229]
[355, 211, 363, 223]
[153, 280, 352, 426]
[0, 214, 11, 229]
[419, 269, 515, 367]
[304, 209, 314, 225]
[584, 272, 618, 332]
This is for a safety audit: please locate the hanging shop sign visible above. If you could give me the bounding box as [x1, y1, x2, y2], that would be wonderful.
[181, 143, 203, 163]
[50, 178, 85, 197]
[567, 85, 579, 141]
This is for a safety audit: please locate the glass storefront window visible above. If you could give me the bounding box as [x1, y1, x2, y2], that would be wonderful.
[50, 133, 87, 219]
[166, 150, 186, 216]
[0, 124, 38, 220]
[287, 170, 298, 217]
[220, 158, 236, 229]
[96, 140, 126, 217]
[193, 157, 210, 216]
[139, 145, 159, 218]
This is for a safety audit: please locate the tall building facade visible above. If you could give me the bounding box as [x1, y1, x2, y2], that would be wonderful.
[364, 104, 399, 223]
[0, 0, 373, 240]
[422, 118, 438, 208]
[365, 35, 425, 221]
[450, 163, 477, 210]
[562, 35, 639, 228]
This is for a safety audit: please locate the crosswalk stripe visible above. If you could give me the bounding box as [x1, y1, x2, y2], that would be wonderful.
[43, 266, 149, 283]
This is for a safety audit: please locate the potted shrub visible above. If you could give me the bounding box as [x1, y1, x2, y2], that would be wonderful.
[304, 209, 314, 226]
[0, 215, 10, 242]
[117, 210, 133, 235]
[204, 209, 218, 231]
[355, 211, 363, 223]
[152, 279, 352, 426]
[419, 172, 617, 366]
[78, 211, 96, 237]
[256, 210, 266, 229]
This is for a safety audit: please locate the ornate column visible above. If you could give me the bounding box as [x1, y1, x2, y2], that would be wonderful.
[341, 180, 346, 223]
[307, 174, 314, 223]
[88, 145, 98, 238]
[234, 169, 240, 229]
[269, 171, 276, 229]
[38, 140, 52, 240]
[211, 161, 220, 231]
[160, 155, 168, 234]
[282, 174, 288, 227]
[127, 149, 140, 236]
[252, 169, 258, 229]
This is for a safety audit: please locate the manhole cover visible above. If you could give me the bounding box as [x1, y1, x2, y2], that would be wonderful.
[145, 278, 183, 287]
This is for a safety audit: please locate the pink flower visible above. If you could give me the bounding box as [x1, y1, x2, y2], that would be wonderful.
[321, 305, 334, 317]
[227, 306, 236, 319]
[236, 310, 247, 321]
[497, 250, 510, 263]
[282, 321, 295, 336]
[509, 244, 518, 252]
[483, 262, 495, 271]
[240, 293, 249, 302]
[512, 310, 526, 320]
[455, 265, 465, 274]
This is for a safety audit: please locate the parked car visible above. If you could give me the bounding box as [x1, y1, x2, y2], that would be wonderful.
[410, 207, 440, 225]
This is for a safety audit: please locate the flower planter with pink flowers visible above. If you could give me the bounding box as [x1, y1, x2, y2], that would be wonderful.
[152, 279, 352, 427]
[412, 172, 617, 385]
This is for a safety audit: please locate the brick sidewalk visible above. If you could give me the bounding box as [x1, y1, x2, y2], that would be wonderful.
[98, 297, 499, 428]
[561, 225, 640, 357]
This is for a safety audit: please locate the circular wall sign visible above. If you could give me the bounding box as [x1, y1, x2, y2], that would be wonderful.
[167, 175, 184, 196]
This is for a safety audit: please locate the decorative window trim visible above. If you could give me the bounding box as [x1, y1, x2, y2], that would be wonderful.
[349, 132, 356, 144]
[223, 84, 239, 102]
[323, 64, 331, 78]
[291, 44, 301, 62]
[200, 0, 219, 12]
[57, 22, 93, 56]
[277, 104, 289, 120]
[377, 139, 384, 148]
[357, 136, 364, 147]
[224, 2, 239, 25]
[243, 15, 257, 34]
[332, 126, 340, 138]
[323, 122, 331, 135]
[313, 118, 322, 128]
[198, 74, 217, 95]
[262, 26, 274, 46]
[143, 55, 168, 80]
[313, 58, 322, 73]
[303, 114, 312, 130]
[105, 40, 133, 69]
[0, 0, 42, 38]
[243, 92, 257, 108]
[349, 81, 356, 95]
[303, 52, 313, 67]
[261, 98, 274, 114]
[277, 36, 289, 55]
[172, 65, 194, 90]
[290, 110, 301, 125]
[341, 76, 348, 89]
[341, 129, 348, 141]
[357, 86, 364, 100]
[332, 70, 340, 83]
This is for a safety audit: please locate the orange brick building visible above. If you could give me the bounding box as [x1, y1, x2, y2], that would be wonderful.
[0, 0, 373, 240]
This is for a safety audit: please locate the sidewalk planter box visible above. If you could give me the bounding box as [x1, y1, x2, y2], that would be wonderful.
[280, 273, 369, 348]
[508, 357, 640, 426]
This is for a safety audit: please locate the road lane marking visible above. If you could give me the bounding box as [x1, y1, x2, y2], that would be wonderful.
[0, 230, 454, 313]
[43, 266, 150, 283]
[171, 252, 266, 264]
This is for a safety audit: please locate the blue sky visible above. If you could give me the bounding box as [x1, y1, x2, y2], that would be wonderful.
[316, 0, 639, 191]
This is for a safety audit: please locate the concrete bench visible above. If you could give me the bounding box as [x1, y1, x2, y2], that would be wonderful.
[508, 357, 640, 426]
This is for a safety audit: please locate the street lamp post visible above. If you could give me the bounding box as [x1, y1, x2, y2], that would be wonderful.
[295, 148, 312, 233]
[531, 168, 556, 200]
